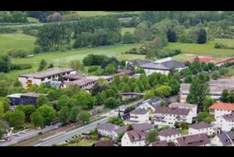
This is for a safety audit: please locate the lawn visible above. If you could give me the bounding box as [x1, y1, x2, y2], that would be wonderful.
[121, 27, 135, 35]
[6, 43, 143, 78]
[166, 39, 234, 62]
[65, 139, 96, 146]
[0, 33, 36, 55]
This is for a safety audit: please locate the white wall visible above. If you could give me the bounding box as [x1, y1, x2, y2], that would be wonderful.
[121, 133, 146, 146]
[129, 112, 150, 123]
[188, 128, 215, 136]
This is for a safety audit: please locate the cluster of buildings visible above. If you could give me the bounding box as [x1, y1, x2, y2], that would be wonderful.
[18, 67, 133, 90]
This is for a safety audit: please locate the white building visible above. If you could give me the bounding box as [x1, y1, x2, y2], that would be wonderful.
[96, 123, 127, 140]
[209, 102, 234, 131]
[188, 122, 216, 136]
[158, 128, 181, 142]
[121, 129, 147, 146]
[137, 97, 162, 112]
[168, 102, 197, 118]
[129, 108, 150, 124]
[18, 68, 75, 88]
[152, 106, 193, 127]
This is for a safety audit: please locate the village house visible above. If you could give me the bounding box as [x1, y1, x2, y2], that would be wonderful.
[188, 122, 216, 136]
[152, 106, 192, 127]
[137, 97, 163, 112]
[158, 128, 182, 142]
[128, 108, 150, 124]
[180, 79, 234, 103]
[96, 123, 127, 140]
[121, 129, 147, 146]
[149, 140, 169, 146]
[217, 113, 234, 132]
[94, 140, 115, 147]
[176, 133, 210, 146]
[211, 131, 234, 146]
[168, 102, 197, 118]
[7, 92, 46, 106]
[120, 92, 144, 101]
[192, 56, 215, 63]
[131, 123, 154, 132]
[215, 57, 234, 67]
[18, 68, 76, 88]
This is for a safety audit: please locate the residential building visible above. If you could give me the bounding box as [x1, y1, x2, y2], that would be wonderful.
[211, 131, 234, 146]
[188, 122, 216, 136]
[168, 102, 197, 118]
[192, 56, 215, 63]
[121, 129, 147, 146]
[129, 108, 150, 123]
[7, 93, 46, 106]
[149, 140, 169, 146]
[120, 92, 144, 101]
[95, 140, 115, 146]
[137, 97, 163, 112]
[131, 123, 154, 132]
[218, 113, 234, 132]
[18, 68, 75, 88]
[152, 106, 192, 127]
[97, 123, 123, 140]
[215, 57, 234, 67]
[180, 79, 234, 102]
[158, 128, 181, 142]
[176, 133, 210, 146]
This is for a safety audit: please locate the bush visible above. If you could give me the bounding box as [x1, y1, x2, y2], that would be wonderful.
[33, 46, 42, 54]
[211, 71, 220, 80]
[214, 43, 225, 49]
[7, 50, 29, 58]
[11, 63, 32, 70]
[0, 27, 18, 33]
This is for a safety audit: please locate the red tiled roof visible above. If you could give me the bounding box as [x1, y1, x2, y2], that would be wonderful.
[193, 56, 215, 63]
[209, 102, 234, 111]
[216, 57, 234, 65]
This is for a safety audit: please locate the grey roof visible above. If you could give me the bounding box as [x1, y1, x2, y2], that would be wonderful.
[97, 123, 119, 132]
[115, 126, 128, 135]
[132, 123, 154, 131]
[65, 78, 96, 87]
[7, 92, 46, 98]
[140, 62, 169, 70]
[151, 140, 168, 146]
[159, 128, 180, 137]
[131, 108, 148, 115]
[62, 73, 85, 80]
[190, 122, 212, 130]
[154, 106, 190, 116]
[169, 102, 197, 109]
[181, 79, 234, 95]
[161, 60, 186, 69]
[95, 140, 114, 146]
[127, 129, 146, 142]
[176, 133, 210, 146]
[145, 97, 162, 106]
[20, 68, 74, 79]
[217, 132, 234, 146]
[128, 60, 153, 67]
[223, 113, 234, 122]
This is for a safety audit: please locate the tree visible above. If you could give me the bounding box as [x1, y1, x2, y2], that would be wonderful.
[30, 111, 44, 128]
[211, 71, 220, 80]
[0, 55, 11, 73]
[186, 77, 209, 112]
[122, 32, 137, 44]
[75, 91, 95, 110]
[70, 60, 84, 71]
[104, 64, 116, 75]
[108, 117, 124, 126]
[220, 90, 230, 103]
[104, 97, 120, 109]
[135, 21, 152, 41]
[146, 130, 158, 144]
[38, 59, 47, 71]
[167, 28, 177, 42]
[4, 111, 25, 130]
[144, 90, 155, 100]
[154, 85, 172, 97]
[37, 104, 56, 126]
[197, 28, 207, 44]
[37, 95, 49, 107]
[198, 112, 214, 124]
[15, 105, 35, 122]
[59, 106, 70, 125]
[57, 95, 70, 110]
[78, 111, 90, 124]
[47, 12, 63, 22]
[203, 96, 214, 112]
[0, 97, 9, 113]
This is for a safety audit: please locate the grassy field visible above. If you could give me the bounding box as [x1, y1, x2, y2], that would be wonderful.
[121, 27, 135, 35]
[0, 33, 36, 55]
[167, 39, 234, 62]
[6, 43, 143, 78]
[75, 11, 141, 17]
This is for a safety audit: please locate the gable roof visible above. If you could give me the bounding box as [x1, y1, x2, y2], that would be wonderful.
[209, 102, 234, 111]
[159, 128, 180, 137]
[176, 133, 210, 146]
[132, 123, 154, 131]
[95, 140, 114, 146]
[169, 102, 197, 110]
[127, 130, 146, 142]
[154, 106, 190, 116]
[161, 60, 186, 69]
[97, 123, 119, 132]
[217, 132, 233, 146]
[151, 140, 168, 146]
[131, 108, 148, 115]
[190, 122, 212, 130]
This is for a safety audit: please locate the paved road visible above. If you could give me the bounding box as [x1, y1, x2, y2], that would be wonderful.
[34, 117, 108, 146]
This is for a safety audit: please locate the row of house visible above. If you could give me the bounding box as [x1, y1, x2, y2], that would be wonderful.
[18, 67, 133, 90]
[180, 79, 234, 103]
